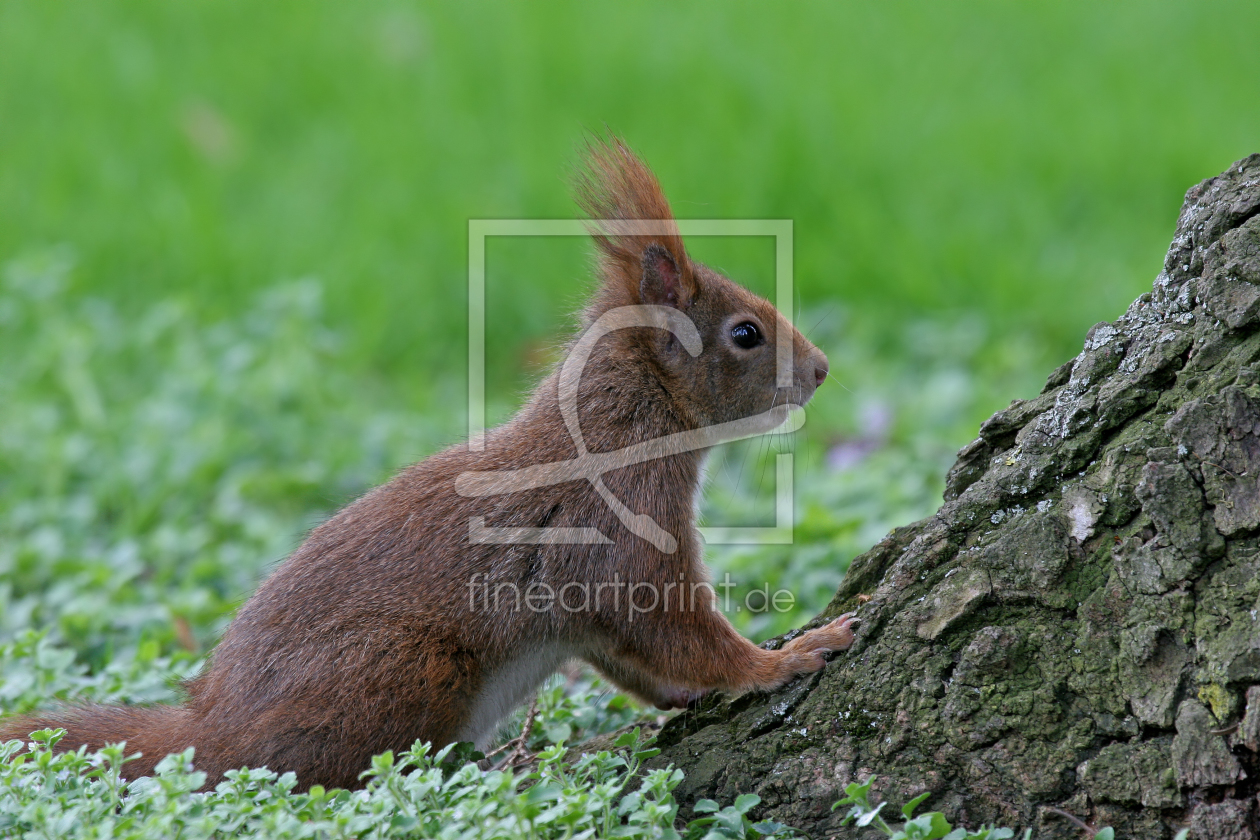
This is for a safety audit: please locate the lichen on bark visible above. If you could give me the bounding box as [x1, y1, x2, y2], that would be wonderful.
[651, 155, 1260, 838]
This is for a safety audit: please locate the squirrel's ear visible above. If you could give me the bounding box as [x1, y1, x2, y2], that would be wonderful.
[574, 136, 696, 311]
[640, 243, 689, 308]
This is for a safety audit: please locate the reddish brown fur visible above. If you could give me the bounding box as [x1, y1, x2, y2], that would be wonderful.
[0, 138, 854, 791]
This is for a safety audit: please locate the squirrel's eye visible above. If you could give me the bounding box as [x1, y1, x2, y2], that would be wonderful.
[731, 322, 762, 349]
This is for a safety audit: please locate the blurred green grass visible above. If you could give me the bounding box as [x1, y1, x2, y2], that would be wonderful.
[3, 1, 1258, 411]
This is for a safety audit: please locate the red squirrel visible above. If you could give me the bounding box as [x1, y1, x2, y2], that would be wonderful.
[0, 139, 856, 790]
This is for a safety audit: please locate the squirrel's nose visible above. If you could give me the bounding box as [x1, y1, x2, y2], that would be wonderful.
[814, 356, 829, 388]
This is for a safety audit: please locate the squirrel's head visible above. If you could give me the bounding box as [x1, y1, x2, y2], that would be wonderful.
[574, 138, 828, 429]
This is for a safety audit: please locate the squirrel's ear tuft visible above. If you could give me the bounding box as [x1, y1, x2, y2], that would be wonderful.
[575, 136, 695, 309]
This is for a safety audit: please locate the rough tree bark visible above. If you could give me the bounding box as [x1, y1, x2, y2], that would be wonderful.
[651, 156, 1260, 839]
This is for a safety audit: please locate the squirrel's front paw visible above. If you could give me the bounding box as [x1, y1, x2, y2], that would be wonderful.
[787, 613, 858, 659]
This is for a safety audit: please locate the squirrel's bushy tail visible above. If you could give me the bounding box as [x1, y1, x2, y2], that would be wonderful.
[0, 703, 197, 780]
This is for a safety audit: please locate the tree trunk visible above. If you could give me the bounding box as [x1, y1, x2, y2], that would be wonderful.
[651, 155, 1260, 839]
